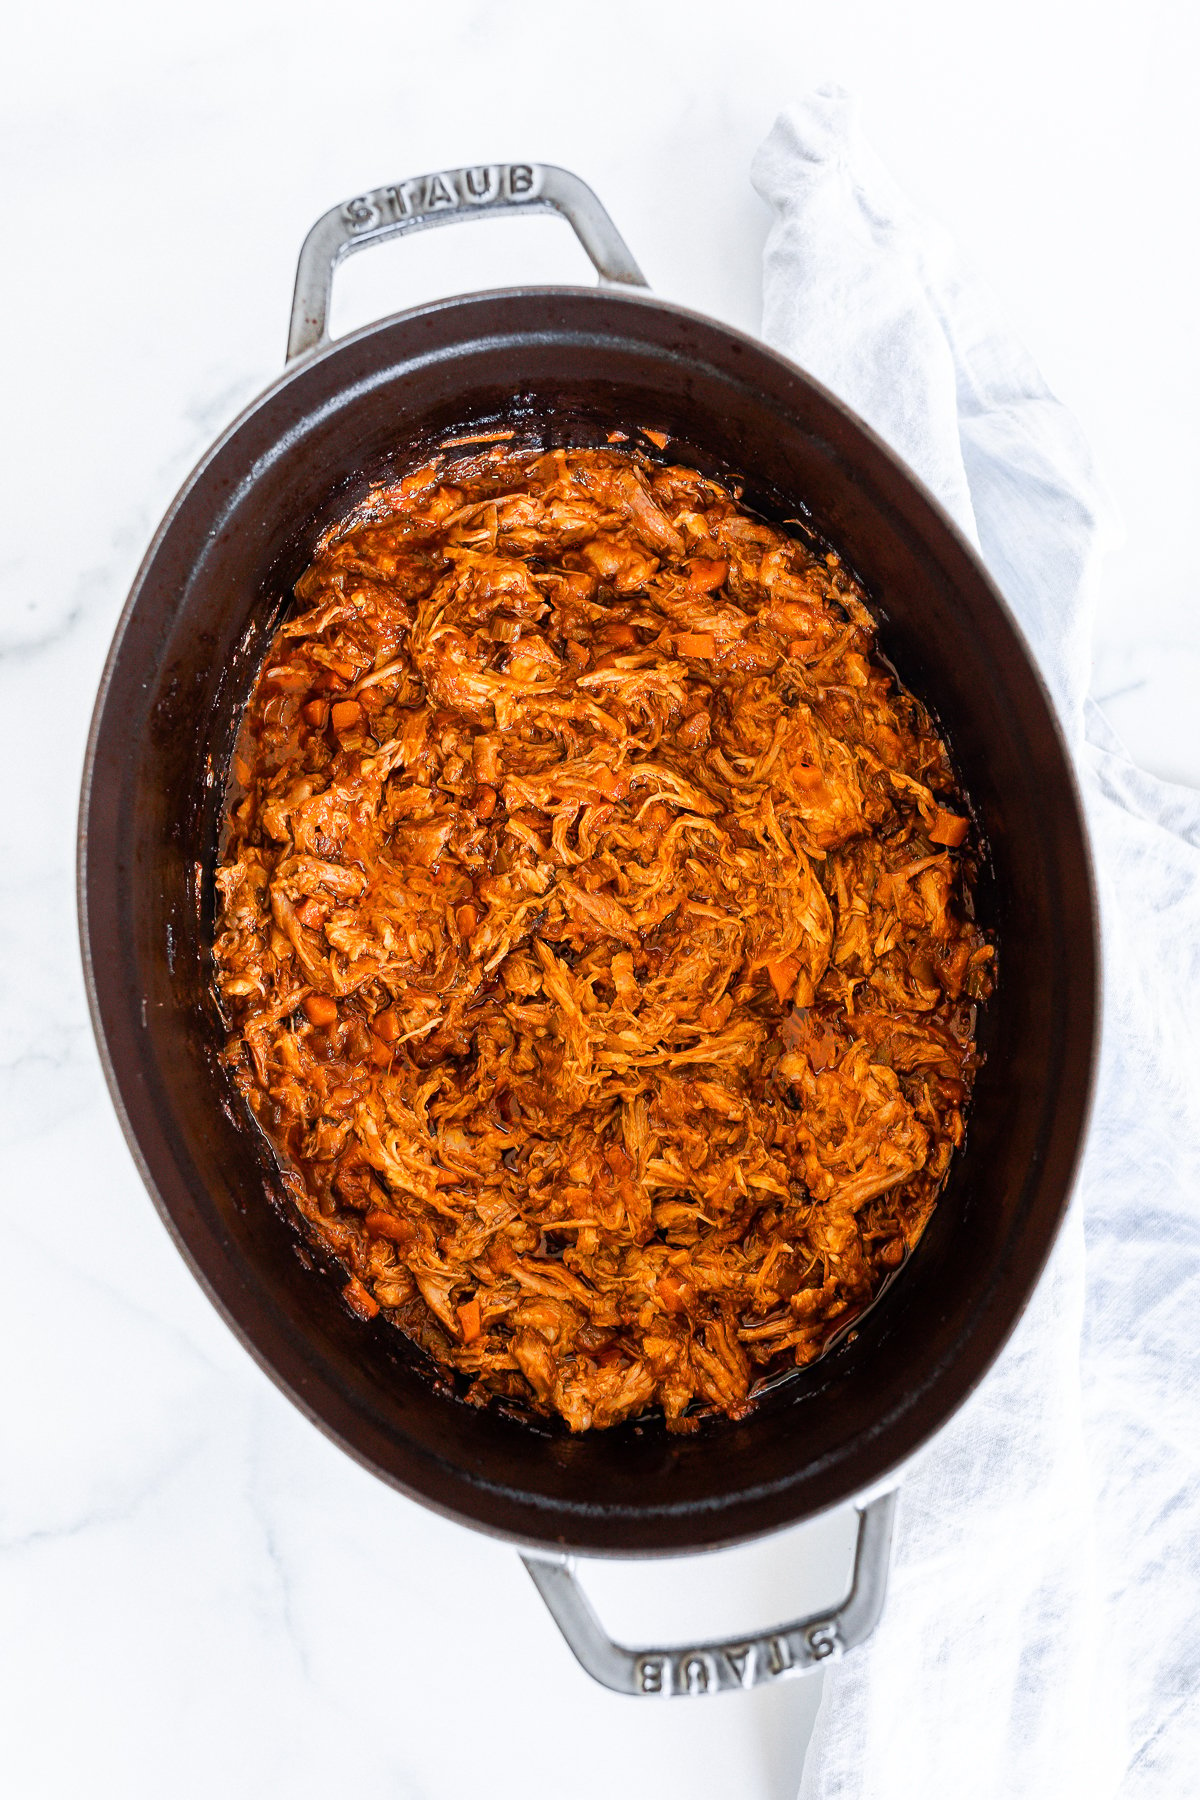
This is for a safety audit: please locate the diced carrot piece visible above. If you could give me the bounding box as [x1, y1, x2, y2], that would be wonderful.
[456, 903, 478, 939]
[657, 1272, 689, 1314]
[301, 699, 329, 728]
[793, 762, 825, 790]
[606, 430, 629, 443]
[674, 632, 716, 658]
[295, 898, 324, 929]
[641, 427, 669, 450]
[765, 955, 801, 1006]
[686, 558, 728, 595]
[598, 622, 638, 648]
[302, 994, 338, 1027]
[330, 699, 362, 733]
[367, 1037, 393, 1068]
[589, 766, 628, 801]
[929, 807, 969, 847]
[604, 1143, 634, 1178]
[372, 1007, 401, 1043]
[457, 1298, 482, 1343]
[365, 1210, 414, 1244]
[343, 1277, 379, 1319]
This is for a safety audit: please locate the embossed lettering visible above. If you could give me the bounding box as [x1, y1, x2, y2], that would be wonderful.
[637, 1657, 664, 1694]
[343, 195, 378, 232]
[767, 1635, 793, 1676]
[509, 163, 535, 195]
[380, 185, 410, 220]
[680, 1655, 712, 1695]
[725, 1644, 752, 1686]
[425, 172, 456, 209]
[463, 165, 498, 202]
[806, 1621, 841, 1661]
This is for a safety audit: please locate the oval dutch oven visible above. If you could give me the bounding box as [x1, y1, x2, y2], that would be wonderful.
[79, 163, 1097, 1697]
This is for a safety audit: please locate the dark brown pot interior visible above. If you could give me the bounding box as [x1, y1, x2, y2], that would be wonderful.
[79, 288, 1097, 1554]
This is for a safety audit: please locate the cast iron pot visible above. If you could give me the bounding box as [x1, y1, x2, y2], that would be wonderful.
[79, 164, 1098, 1698]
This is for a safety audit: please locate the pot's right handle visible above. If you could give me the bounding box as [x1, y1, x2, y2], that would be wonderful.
[522, 1489, 897, 1698]
[287, 162, 648, 361]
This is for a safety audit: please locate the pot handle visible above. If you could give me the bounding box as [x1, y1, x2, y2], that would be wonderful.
[521, 1488, 897, 1698]
[287, 163, 648, 361]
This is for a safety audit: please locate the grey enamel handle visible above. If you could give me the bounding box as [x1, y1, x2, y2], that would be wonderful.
[522, 1489, 897, 1697]
[287, 162, 648, 360]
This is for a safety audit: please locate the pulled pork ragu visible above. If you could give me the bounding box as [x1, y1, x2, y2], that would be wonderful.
[213, 444, 993, 1433]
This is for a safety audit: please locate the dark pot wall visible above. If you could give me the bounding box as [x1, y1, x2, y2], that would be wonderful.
[80, 289, 1097, 1553]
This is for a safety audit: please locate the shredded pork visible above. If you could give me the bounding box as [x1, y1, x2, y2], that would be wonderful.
[213, 444, 993, 1432]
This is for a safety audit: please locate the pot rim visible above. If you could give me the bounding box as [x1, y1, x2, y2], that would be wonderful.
[78, 282, 1102, 1555]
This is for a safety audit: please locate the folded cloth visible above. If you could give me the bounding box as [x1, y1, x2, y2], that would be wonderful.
[751, 89, 1200, 1800]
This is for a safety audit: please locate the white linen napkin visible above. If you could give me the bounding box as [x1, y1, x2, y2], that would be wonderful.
[751, 89, 1200, 1800]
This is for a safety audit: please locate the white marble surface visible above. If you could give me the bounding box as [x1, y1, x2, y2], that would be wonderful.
[4, 4, 1199, 1796]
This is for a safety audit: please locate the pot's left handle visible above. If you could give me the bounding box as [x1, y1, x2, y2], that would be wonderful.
[287, 162, 648, 361]
[522, 1489, 897, 1698]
